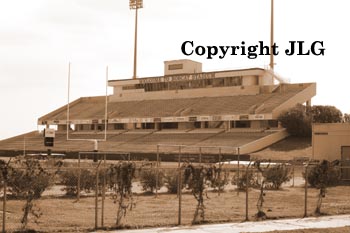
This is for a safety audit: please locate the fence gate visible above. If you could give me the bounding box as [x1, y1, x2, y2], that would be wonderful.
[341, 146, 350, 180]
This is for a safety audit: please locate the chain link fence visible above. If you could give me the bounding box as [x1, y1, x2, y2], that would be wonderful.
[1, 152, 350, 232]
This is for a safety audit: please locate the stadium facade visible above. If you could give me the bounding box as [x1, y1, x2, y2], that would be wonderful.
[1, 59, 316, 157]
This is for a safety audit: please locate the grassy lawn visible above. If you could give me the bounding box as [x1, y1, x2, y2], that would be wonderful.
[2, 185, 350, 232]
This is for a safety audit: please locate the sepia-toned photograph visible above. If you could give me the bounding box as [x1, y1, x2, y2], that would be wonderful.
[0, 1, 349, 232]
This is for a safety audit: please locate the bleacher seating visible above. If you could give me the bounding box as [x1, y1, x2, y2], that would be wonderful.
[0, 129, 274, 155]
[38, 83, 311, 121]
[0, 83, 311, 156]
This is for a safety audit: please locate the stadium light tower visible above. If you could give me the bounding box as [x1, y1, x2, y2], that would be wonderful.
[129, 0, 143, 79]
[270, 0, 274, 71]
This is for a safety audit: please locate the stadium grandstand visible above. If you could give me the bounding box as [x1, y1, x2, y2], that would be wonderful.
[0, 59, 316, 159]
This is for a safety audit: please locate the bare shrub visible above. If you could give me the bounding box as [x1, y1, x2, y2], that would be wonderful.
[305, 160, 341, 215]
[106, 162, 136, 227]
[263, 164, 291, 190]
[139, 169, 164, 194]
[210, 166, 229, 193]
[183, 164, 215, 224]
[7, 157, 62, 229]
[164, 170, 184, 194]
[60, 169, 95, 196]
[232, 169, 259, 190]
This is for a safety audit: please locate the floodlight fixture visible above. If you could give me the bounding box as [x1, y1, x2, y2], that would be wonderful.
[129, 0, 143, 9]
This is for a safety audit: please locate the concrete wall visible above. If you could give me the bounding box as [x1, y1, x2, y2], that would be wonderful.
[178, 122, 194, 130]
[126, 123, 135, 130]
[250, 120, 262, 129]
[242, 75, 258, 86]
[239, 129, 289, 154]
[272, 83, 316, 118]
[79, 124, 91, 131]
[57, 125, 67, 131]
[313, 123, 350, 161]
[259, 73, 274, 85]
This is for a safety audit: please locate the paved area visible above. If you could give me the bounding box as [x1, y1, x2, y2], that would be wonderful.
[98, 215, 350, 233]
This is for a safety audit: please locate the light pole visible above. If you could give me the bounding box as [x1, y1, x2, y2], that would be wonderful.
[270, 0, 274, 71]
[129, 0, 143, 80]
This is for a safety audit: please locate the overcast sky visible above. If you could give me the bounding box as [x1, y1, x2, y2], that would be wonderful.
[1, 0, 349, 140]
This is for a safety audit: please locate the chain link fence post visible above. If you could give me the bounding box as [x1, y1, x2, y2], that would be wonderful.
[156, 145, 159, 198]
[218, 148, 222, 196]
[292, 162, 295, 187]
[304, 165, 308, 218]
[95, 160, 102, 229]
[245, 165, 249, 221]
[2, 180, 6, 233]
[77, 152, 81, 201]
[101, 153, 106, 228]
[245, 160, 252, 221]
[177, 146, 182, 226]
[1, 158, 11, 233]
[237, 147, 240, 196]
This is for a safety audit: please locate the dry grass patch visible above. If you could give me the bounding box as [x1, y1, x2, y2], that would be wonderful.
[1, 186, 350, 232]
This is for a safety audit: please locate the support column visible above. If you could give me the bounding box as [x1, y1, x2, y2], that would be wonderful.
[155, 122, 161, 131]
[306, 99, 312, 107]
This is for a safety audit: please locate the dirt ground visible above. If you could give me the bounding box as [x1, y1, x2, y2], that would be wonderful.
[2, 185, 350, 232]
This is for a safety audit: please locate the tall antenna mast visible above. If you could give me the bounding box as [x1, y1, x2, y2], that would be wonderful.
[270, 0, 274, 71]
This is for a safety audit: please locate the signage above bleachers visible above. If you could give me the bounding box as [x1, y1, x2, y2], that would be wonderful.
[43, 113, 272, 125]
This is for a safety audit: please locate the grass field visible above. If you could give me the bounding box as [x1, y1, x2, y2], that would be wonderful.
[2, 185, 350, 232]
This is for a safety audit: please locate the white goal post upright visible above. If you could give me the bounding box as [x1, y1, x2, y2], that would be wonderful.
[66, 62, 109, 151]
